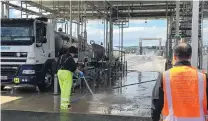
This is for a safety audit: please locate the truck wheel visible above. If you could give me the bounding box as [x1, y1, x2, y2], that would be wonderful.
[1, 85, 5, 91]
[38, 68, 54, 92]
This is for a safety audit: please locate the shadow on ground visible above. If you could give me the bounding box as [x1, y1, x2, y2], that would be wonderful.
[2, 110, 151, 121]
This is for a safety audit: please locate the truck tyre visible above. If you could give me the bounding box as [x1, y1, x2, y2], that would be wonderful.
[1, 85, 5, 91]
[38, 67, 54, 92]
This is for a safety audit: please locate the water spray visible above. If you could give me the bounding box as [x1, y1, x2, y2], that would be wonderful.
[82, 76, 94, 95]
[70, 74, 157, 104]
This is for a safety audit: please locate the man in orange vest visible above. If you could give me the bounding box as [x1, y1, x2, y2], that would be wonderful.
[151, 42, 208, 121]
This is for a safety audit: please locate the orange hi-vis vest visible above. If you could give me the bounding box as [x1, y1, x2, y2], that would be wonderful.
[172, 56, 176, 66]
[162, 66, 207, 121]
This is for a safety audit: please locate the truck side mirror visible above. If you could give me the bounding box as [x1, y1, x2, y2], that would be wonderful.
[43, 26, 46, 36]
[31, 36, 35, 43]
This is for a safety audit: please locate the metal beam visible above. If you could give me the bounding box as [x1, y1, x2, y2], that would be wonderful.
[139, 38, 162, 55]
[112, 12, 173, 18]
[140, 38, 162, 40]
[2, 1, 46, 17]
[85, 1, 105, 17]
[24, 1, 55, 13]
[70, 0, 72, 44]
[50, 9, 172, 15]
[175, 0, 180, 42]
[116, 5, 176, 10]
[191, 0, 199, 68]
[105, 1, 119, 13]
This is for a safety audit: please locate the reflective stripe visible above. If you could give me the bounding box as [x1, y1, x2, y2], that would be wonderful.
[61, 103, 68, 106]
[163, 71, 205, 121]
[198, 72, 204, 117]
[61, 98, 69, 101]
[164, 71, 173, 116]
[163, 116, 205, 121]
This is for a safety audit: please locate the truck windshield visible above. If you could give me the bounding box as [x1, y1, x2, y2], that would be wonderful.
[1, 25, 34, 45]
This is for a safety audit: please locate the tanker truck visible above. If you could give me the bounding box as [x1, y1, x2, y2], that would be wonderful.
[77, 40, 107, 68]
[1, 17, 76, 91]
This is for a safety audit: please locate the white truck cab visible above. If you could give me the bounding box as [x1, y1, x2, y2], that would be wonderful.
[1, 17, 56, 91]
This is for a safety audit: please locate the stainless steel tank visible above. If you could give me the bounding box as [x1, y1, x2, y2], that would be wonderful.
[54, 31, 72, 56]
[91, 43, 105, 61]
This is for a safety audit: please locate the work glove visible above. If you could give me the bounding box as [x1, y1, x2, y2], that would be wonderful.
[79, 71, 84, 77]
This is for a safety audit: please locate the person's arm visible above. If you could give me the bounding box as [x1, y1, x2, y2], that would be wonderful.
[56, 55, 62, 72]
[65, 57, 77, 72]
[151, 73, 164, 121]
[75, 68, 81, 73]
[205, 73, 208, 110]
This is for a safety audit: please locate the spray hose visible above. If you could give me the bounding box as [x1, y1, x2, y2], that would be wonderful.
[70, 75, 157, 104]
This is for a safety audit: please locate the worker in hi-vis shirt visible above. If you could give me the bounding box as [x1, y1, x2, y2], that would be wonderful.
[151, 42, 208, 121]
[172, 38, 185, 67]
[57, 46, 84, 110]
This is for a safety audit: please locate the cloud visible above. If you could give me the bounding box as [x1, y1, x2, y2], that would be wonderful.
[12, 10, 21, 17]
[130, 19, 151, 24]
[87, 23, 167, 46]
[113, 27, 145, 34]
[10, 1, 20, 6]
[113, 26, 167, 46]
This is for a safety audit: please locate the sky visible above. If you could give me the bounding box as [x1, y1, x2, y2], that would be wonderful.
[7, 1, 208, 47]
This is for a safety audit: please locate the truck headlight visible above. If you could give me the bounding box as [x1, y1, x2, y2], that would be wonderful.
[21, 52, 27, 57]
[16, 52, 27, 57]
[22, 70, 35, 74]
[16, 52, 21, 57]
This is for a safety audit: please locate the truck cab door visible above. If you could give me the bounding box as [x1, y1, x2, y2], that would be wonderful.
[35, 22, 49, 64]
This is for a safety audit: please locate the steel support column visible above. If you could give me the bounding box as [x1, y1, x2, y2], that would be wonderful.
[1, 2, 4, 18]
[191, 0, 199, 68]
[165, 17, 169, 58]
[139, 39, 142, 55]
[165, 2, 169, 58]
[109, 18, 114, 63]
[1, 1, 9, 18]
[104, 18, 106, 54]
[199, 1, 204, 70]
[169, 15, 173, 62]
[105, 20, 109, 57]
[121, 23, 124, 64]
[5, 1, 9, 18]
[77, 0, 81, 53]
[175, 0, 180, 45]
[84, 3, 87, 51]
[52, 19, 57, 30]
[70, 0, 72, 44]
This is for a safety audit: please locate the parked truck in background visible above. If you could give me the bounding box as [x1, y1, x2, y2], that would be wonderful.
[0, 17, 74, 92]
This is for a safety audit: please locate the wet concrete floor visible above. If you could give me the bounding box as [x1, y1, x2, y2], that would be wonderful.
[1, 54, 164, 121]
[2, 110, 151, 121]
[1, 71, 158, 118]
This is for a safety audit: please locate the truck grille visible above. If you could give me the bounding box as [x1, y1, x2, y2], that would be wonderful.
[1, 52, 16, 57]
[1, 65, 19, 76]
[1, 59, 26, 62]
[1, 52, 27, 57]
